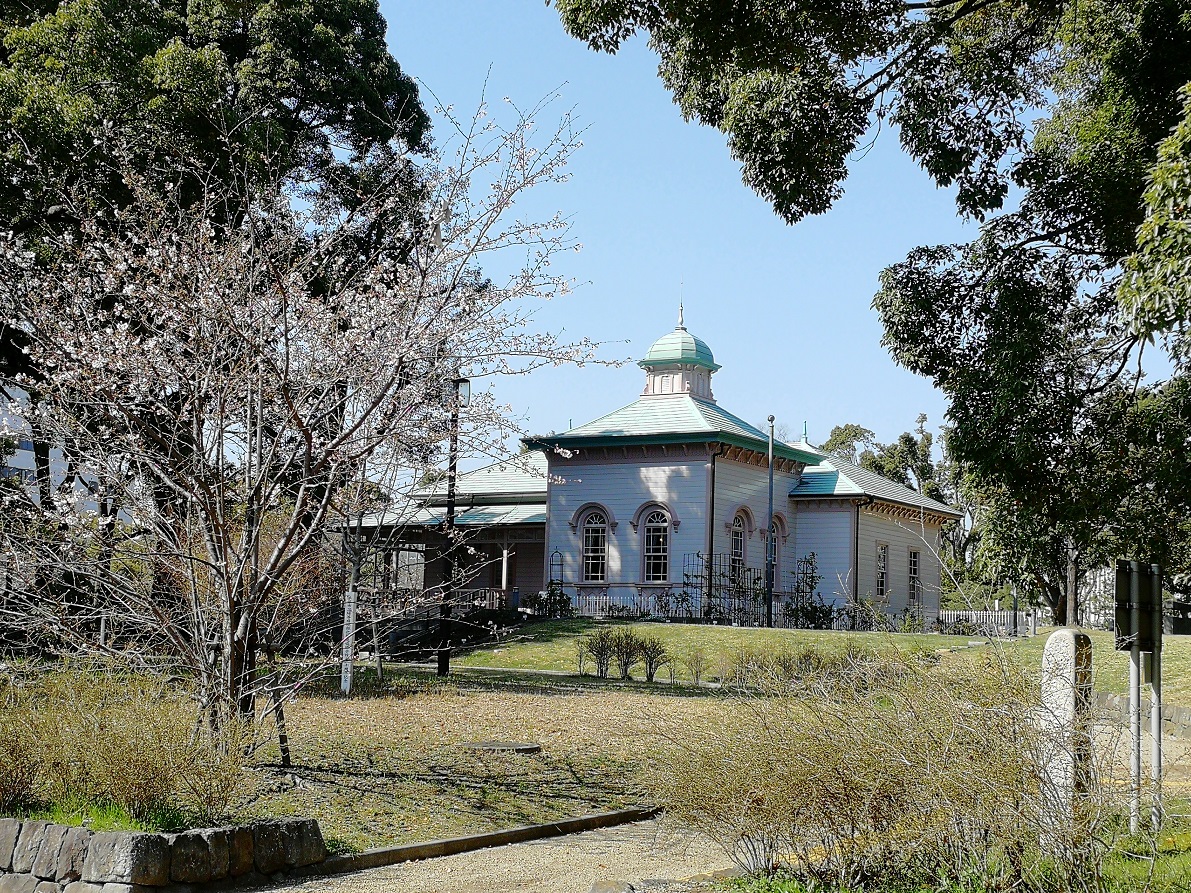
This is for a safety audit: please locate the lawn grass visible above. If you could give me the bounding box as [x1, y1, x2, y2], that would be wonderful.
[448, 619, 1191, 708]
[451, 618, 977, 680]
[10, 800, 155, 833]
[988, 628, 1191, 707]
[238, 668, 723, 853]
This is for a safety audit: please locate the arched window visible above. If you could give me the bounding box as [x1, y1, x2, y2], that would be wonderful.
[642, 510, 670, 583]
[582, 511, 608, 583]
[730, 514, 746, 580]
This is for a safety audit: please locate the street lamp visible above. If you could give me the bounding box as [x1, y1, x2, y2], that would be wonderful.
[766, 414, 775, 628]
[438, 374, 470, 677]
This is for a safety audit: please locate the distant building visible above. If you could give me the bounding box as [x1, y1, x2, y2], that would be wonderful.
[361, 312, 961, 627]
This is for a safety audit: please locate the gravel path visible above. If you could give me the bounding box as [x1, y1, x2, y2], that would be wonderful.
[264, 820, 729, 893]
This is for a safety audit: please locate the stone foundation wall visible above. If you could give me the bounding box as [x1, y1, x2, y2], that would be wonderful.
[0, 817, 326, 892]
[1096, 692, 1191, 738]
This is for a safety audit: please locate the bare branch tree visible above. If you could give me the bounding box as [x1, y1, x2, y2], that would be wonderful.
[0, 98, 592, 731]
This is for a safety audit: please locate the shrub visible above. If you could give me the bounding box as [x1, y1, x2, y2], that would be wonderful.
[0, 708, 38, 811]
[610, 628, 642, 679]
[3, 668, 246, 827]
[683, 646, 707, 685]
[575, 639, 588, 676]
[521, 582, 574, 618]
[648, 650, 1119, 890]
[638, 635, 670, 683]
[582, 627, 616, 678]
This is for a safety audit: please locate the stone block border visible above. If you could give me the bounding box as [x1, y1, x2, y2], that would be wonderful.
[1096, 692, 1191, 738]
[1, 807, 659, 891]
[0, 817, 326, 892]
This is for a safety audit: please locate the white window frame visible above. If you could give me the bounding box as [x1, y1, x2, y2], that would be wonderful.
[642, 510, 670, 583]
[876, 542, 889, 601]
[582, 511, 608, 583]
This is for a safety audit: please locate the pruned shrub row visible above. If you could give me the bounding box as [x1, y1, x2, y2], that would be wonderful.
[578, 627, 671, 681]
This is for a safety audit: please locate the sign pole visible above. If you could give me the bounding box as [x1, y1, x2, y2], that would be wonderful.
[340, 588, 357, 696]
[1151, 563, 1163, 831]
[1129, 561, 1141, 835]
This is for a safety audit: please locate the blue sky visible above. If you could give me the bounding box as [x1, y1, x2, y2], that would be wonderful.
[383, 1, 982, 460]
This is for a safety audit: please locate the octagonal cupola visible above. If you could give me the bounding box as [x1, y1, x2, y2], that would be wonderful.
[639, 306, 720, 401]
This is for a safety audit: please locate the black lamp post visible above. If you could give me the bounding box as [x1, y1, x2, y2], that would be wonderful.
[438, 374, 470, 677]
[766, 414, 775, 628]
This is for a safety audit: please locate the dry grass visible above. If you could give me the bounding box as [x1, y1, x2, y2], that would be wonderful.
[241, 676, 723, 853]
[1, 667, 248, 828]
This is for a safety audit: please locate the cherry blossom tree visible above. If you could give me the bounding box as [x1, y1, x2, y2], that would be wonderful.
[0, 98, 590, 729]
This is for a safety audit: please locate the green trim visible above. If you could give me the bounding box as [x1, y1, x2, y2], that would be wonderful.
[525, 432, 822, 465]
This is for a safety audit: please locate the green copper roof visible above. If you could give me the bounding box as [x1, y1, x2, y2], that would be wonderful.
[790, 455, 961, 517]
[638, 325, 720, 371]
[415, 453, 548, 502]
[524, 394, 822, 465]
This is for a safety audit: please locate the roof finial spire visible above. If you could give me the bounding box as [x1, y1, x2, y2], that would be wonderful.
[678, 301, 685, 329]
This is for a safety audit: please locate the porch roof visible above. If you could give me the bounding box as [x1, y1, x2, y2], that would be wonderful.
[359, 502, 546, 529]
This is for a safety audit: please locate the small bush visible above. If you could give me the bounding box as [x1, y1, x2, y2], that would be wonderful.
[638, 635, 670, 683]
[582, 627, 616, 678]
[610, 628, 641, 679]
[521, 582, 574, 618]
[2, 668, 246, 827]
[648, 650, 1121, 891]
[683, 646, 707, 685]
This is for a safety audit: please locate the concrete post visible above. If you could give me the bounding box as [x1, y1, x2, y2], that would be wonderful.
[1040, 628, 1093, 855]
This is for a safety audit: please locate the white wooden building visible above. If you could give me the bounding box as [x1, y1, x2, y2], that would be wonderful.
[370, 314, 960, 627]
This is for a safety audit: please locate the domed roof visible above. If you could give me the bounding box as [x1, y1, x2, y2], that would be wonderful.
[638, 308, 721, 372]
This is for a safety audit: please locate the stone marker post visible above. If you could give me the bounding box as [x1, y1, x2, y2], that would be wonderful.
[1040, 628, 1093, 857]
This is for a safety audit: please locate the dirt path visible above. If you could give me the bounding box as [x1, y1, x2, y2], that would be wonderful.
[264, 820, 728, 893]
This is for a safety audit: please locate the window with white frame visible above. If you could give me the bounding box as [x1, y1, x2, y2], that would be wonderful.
[582, 511, 608, 582]
[876, 543, 889, 601]
[730, 514, 746, 581]
[908, 549, 921, 604]
[643, 510, 670, 583]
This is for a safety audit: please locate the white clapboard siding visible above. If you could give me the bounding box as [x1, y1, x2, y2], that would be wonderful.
[856, 510, 942, 620]
[790, 504, 854, 606]
[711, 457, 802, 578]
[547, 458, 707, 590]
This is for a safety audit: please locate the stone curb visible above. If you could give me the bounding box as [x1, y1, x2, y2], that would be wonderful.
[296, 807, 662, 878]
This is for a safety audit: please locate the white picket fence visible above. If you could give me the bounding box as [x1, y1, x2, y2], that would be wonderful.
[937, 609, 1034, 637]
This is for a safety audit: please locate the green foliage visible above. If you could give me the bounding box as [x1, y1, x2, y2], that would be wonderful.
[0, 0, 429, 232]
[1122, 82, 1191, 351]
[555, 0, 1086, 223]
[820, 416, 946, 504]
[521, 581, 575, 619]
